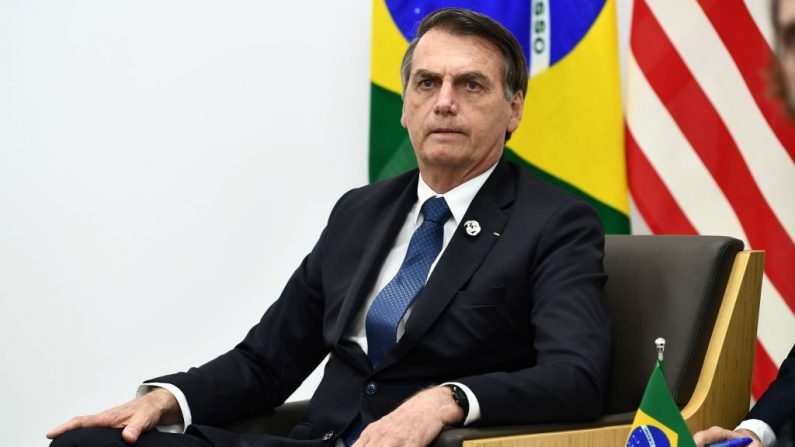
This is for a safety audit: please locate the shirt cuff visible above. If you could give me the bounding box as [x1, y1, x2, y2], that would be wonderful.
[136, 382, 192, 433]
[736, 419, 776, 447]
[440, 382, 481, 426]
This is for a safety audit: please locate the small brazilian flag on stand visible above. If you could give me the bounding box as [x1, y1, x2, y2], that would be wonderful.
[625, 360, 696, 447]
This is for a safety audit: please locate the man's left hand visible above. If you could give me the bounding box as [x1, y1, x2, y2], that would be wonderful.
[353, 386, 465, 447]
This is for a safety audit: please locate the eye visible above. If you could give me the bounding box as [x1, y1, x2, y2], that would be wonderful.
[419, 79, 434, 89]
[465, 80, 482, 91]
[785, 28, 795, 50]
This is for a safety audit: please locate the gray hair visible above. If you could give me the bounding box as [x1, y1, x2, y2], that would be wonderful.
[399, 8, 528, 102]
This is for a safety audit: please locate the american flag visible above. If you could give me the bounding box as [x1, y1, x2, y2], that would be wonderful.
[626, 0, 795, 399]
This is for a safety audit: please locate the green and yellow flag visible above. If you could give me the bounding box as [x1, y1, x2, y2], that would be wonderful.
[369, 0, 629, 233]
[625, 360, 697, 447]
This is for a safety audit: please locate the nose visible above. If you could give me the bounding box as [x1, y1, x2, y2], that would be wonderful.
[433, 82, 458, 115]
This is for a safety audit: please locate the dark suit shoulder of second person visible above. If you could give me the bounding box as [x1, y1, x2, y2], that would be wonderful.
[747, 344, 795, 437]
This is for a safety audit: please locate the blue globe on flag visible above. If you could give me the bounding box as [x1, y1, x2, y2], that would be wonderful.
[627, 425, 671, 447]
[384, 0, 606, 75]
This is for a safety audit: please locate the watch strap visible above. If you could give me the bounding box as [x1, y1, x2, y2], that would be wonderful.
[443, 384, 470, 422]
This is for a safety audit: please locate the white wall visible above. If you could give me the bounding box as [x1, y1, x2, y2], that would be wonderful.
[0, 2, 636, 446]
[0, 2, 370, 445]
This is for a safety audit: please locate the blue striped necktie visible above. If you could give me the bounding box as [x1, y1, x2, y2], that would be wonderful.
[365, 196, 451, 368]
[343, 196, 450, 446]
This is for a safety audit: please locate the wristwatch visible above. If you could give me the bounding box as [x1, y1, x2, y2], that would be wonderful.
[443, 384, 469, 421]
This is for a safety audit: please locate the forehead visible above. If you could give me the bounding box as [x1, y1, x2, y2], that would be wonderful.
[411, 29, 504, 78]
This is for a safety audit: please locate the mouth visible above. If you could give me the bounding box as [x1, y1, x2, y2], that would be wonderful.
[429, 128, 465, 136]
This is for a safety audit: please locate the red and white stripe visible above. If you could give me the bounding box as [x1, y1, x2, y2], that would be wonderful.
[627, 0, 795, 400]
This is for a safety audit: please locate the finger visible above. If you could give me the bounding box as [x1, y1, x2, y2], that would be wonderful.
[47, 421, 72, 439]
[46, 420, 74, 439]
[46, 415, 101, 439]
[715, 427, 742, 439]
[694, 426, 736, 446]
[693, 429, 716, 446]
[121, 409, 157, 444]
[693, 431, 711, 447]
[121, 424, 142, 444]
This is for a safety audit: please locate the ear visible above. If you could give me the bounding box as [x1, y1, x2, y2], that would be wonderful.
[506, 90, 524, 133]
[400, 102, 408, 129]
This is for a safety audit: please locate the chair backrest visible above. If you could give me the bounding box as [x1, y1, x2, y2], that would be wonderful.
[602, 235, 743, 415]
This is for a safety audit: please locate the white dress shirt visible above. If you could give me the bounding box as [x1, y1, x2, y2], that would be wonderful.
[736, 419, 776, 447]
[142, 162, 497, 432]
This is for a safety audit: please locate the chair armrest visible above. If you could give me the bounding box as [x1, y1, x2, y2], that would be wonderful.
[223, 402, 635, 446]
[430, 412, 635, 447]
[222, 400, 310, 436]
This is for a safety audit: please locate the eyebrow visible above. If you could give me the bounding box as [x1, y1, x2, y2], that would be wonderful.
[412, 69, 493, 85]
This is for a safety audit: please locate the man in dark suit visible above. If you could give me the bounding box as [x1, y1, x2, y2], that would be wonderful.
[693, 1, 795, 446]
[47, 8, 611, 447]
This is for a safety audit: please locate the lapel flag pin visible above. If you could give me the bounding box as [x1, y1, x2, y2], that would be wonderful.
[464, 220, 481, 236]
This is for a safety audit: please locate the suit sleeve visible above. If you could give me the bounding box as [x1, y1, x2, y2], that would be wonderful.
[746, 343, 795, 435]
[147, 192, 353, 426]
[457, 201, 611, 425]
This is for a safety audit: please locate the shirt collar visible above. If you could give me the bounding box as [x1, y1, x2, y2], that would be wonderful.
[413, 162, 498, 226]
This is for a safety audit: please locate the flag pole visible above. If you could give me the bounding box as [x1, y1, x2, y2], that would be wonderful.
[656, 337, 666, 369]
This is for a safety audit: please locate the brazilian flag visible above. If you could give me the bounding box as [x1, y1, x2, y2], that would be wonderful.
[625, 360, 697, 447]
[369, 0, 629, 233]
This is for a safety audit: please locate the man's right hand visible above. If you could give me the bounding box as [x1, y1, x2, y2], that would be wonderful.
[693, 426, 763, 447]
[46, 387, 181, 443]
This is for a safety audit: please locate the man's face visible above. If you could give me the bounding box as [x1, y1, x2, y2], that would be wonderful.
[779, 0, 795, 106]
[400, 29, 523, 179]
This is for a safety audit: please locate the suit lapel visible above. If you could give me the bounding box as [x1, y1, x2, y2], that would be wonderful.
[329, 173, 420, 348]
[381, 160, 517, 368]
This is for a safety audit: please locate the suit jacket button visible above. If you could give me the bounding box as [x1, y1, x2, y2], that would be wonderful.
[365, 382, 378, 395]
[322, 431, 334, 441]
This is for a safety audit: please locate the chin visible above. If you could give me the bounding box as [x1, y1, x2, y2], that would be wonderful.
[419, 145, 466, 163]
[422, 154, 466, 168]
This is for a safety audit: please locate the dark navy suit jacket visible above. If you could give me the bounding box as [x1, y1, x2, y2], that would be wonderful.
[151, 159, 613, 447]
[747, 344, 795, 441]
